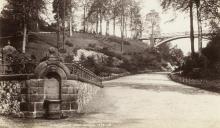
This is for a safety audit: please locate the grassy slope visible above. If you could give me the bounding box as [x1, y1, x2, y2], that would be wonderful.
[26, 32, 149, 61]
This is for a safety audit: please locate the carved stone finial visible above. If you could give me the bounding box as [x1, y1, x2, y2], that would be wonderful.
[48, 47, 60, 61]
[49, 47, 56, 55]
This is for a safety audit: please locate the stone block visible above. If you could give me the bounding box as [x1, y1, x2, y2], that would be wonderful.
[35, 102, 44, 111]
[61, 102, 70, 110]
[68, 87, 74, 94]
[35, 111, 45, 118]
[30, 94, 44, 102]
[29, 87, 44, 94]
[23, 112, 35, 118]
[28, 102, 35, 112]
[38, 87, 44, 94]
[62, 80, 78, 87]
[38, 79, 45, 87]
[61, 110, 77, 117]
[61, 87, 68, 94]
[29, 80, 39, 87]
[62, 94, 77, 102]
[29, 87, 38, 94]
[71, 102, 78, 110]
[20, 102, 28, 111]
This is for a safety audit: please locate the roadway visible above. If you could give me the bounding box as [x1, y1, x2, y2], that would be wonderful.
[1, 72, 220, 128]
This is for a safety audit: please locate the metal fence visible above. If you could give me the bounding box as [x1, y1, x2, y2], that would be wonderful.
[0, 62, 102, 87]
[65, 63, 102, 87]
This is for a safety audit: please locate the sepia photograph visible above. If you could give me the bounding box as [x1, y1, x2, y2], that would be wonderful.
[0, 0, 220, 127]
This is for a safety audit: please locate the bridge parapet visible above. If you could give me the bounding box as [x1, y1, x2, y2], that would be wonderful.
[140, 31, 212, 41]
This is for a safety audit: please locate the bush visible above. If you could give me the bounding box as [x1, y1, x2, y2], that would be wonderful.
[180, 53, 208, 78]
[5, 52, 36, 74]
[178, 31, 220, 79]
[65, 40, 73, 47]
[0, 81, 21, 115]
[88, 43, 96, 48]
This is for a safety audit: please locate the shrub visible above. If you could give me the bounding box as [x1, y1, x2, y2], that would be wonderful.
[0, 81, 21, 115]
[88, 43, 96, 48]
[5, 52, 36, 74]
[180, 53, 207, 78]
[65, 40, 73, 47]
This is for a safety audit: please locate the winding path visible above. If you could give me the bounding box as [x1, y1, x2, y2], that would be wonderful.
[1, 72, 220, 128]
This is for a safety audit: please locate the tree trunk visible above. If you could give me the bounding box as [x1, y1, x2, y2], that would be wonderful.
[190, 0, 195, 56]
[100, 11, 102, 35]
[69, 12, 73, 36]
[22, 23, 27, 53]
[57, 18, 60, 49]
[125, 17, 127, 38]
[130, 12, 133, 38]
[113, 16, 116, 36]
[106, 20, 109, 36]
[56, 1, 60, 49]
[120, 14, 124, 39]
[196, 3, 202, 56]
[96, 12, 99, 34]
[83, 6, 86, 32]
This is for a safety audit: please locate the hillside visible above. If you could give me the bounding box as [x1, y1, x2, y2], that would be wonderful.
[26, 32, 149, 61]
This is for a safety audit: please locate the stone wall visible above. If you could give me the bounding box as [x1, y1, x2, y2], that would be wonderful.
[61, 80, 100, 117]
[0, 47, 102, 118]
[18, 79, 100, 118]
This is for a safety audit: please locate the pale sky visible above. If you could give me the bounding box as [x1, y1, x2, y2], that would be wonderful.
[0, 0, 208, 55]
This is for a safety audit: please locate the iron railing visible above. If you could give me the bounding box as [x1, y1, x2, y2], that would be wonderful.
[0, 62, 102, 87]
[64, 63, 102, 87]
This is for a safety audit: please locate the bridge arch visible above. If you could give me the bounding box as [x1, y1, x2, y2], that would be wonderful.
[154, 35, 210, 47]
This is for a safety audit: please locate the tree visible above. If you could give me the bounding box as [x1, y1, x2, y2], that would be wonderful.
[161, 0, 195, 55]
[161, 0, 220, 56]
[2, 0, 46, 53]
[145, 10, 160, 47]
[53, 0, 76, 49]
[111, 0, 120, 36]
[195, 0, 202, 55]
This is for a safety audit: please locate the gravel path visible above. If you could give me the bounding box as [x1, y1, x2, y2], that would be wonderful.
[1, 72, 220, 128]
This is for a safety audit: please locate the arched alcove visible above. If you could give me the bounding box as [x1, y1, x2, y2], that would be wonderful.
[35, 61, 70, 80]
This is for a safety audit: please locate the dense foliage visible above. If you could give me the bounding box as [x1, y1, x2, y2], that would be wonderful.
[0, 81, 21, 115]
[179, 31, 220, 79]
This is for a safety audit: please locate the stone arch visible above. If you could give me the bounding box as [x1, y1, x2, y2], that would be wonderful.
[155, 36, 210, 47]
[35, 61, 70, 80]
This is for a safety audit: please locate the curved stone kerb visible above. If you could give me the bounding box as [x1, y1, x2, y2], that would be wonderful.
[35, 61, 70, 80]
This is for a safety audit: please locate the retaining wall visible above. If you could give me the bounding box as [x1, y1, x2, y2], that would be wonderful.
[16, 79, 100, 118]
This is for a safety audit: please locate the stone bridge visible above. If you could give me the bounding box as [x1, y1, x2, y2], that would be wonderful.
[139, 31, 212, 47]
